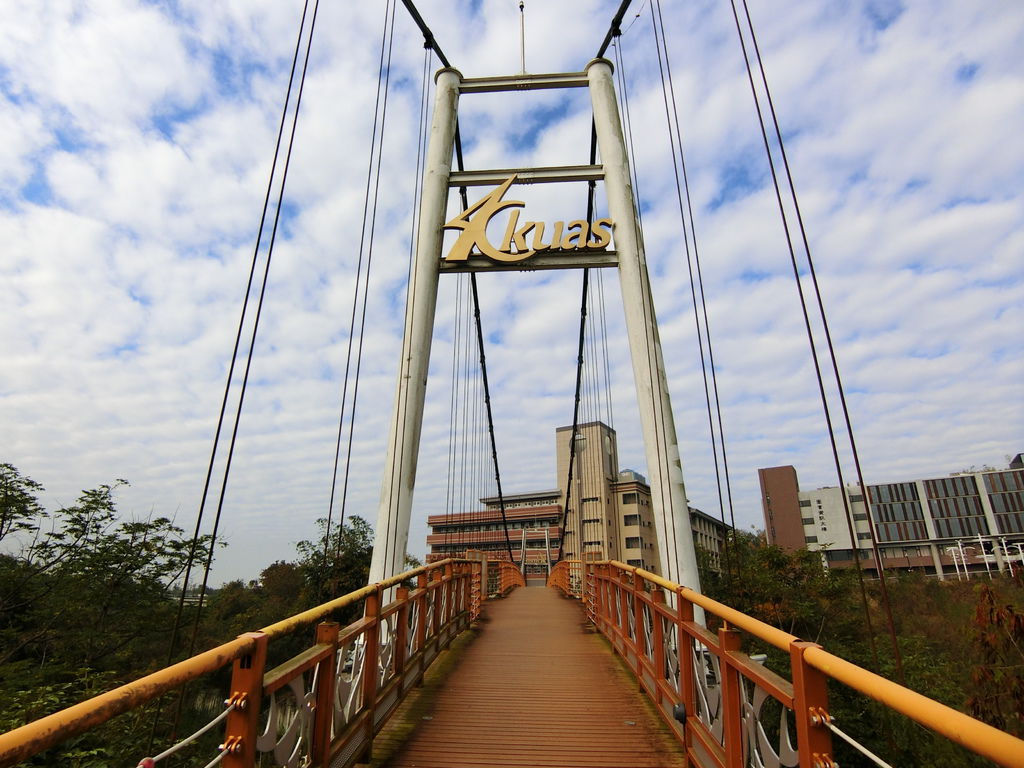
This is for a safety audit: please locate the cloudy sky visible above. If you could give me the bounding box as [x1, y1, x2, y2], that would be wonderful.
[2, 0, 1021, 585]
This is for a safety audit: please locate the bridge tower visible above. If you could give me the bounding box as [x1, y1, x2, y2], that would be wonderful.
[369, 60, 702, 594]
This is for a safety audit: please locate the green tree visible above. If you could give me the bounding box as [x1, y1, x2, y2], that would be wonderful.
[967, 584, 1024, 736]
[296, 516, 374, 609]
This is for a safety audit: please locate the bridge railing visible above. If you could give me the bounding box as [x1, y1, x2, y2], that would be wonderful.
[553, 559, 1023, 768]
[463, 550, 526, 598]
[0, 558, 504, 768]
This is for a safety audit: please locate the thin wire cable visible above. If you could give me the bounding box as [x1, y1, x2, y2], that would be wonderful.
[140, 701, 236, 765]
[334, 9, 411, 561]
[469, 274, 515, 562]
[725, 0, 895, 679]
[186, 0, 327, 652]
[323, 0, 397, 571]
[160, 0, 313, 676]
[649, 0, 737, 578]
[738, 0, 903, 681]
[150, 0, 315, 750]
[613, 35, 681, 579]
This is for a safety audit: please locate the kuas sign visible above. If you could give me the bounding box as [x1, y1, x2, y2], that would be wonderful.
[443, 175, 614, 263]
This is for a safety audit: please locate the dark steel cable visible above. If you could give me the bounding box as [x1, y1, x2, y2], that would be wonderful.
[150, 0, 315, 748]
[469, 274, 516, 563]
[596, 0, 636, 58]
[557, 121, 599, 562]
[725, 0, 890, 677]
[324, 0, 397, 570]
[738, 0, 904, 681]
[649, 0, 737, 578]
[159, 0, 313, 678]
[613, 36, 681, 579]
[335, 2, 403, 554]
[186, 0, 326, 653]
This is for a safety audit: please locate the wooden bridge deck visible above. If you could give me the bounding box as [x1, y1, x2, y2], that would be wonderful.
[379, 586, 685, 768]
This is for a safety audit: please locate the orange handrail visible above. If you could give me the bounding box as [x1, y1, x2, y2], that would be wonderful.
[0, 558, 497, 768]
[581, 559, 1024, 768]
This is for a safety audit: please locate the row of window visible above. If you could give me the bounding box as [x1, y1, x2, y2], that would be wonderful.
[932, 515, 989, 538]
[870, 482, 920, 503]
[990, 490, 1024, 515]
[928, 495, 984, 519]
[985, 470, 1024, 494]
[872, 501, 924, 523]
[925, 475, 979, 500]
[875, 521, 928, 542]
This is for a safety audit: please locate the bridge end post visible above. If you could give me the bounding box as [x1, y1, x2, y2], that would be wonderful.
[718, 627, 744, 768]
[790, 640, 834, 768]
[221, 632, 267, 768]
[357, 588, 382, 764]
[312, 622, 340, 766]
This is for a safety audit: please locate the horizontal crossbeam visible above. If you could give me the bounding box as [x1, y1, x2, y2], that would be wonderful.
[459, 72, 588, 93]
[448, 165, 604, 187]
[440, 251, 618, 273]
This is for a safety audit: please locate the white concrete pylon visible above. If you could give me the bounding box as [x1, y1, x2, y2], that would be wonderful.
[585, 58, 702, 594]
[369, 67, 462, 584]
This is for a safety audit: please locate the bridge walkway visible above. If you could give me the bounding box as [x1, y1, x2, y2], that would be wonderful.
[379, 585, 685, 768]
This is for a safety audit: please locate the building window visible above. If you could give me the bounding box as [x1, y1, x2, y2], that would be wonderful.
[850, 494, 864, 502]
[623, 514, 640, 526]
[622, 492, 638, 504]
[799, 500, 812, 507]
[625, 536, 642, 549]
[857, 532, 872, 540]
[805, 535, 818, 543]
[627, 559, 642, 567]
[853, 513, 868, 521]
[801, 517, 814, 525]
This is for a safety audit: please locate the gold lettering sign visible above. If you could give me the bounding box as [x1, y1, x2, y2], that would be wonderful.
[443, 175, 613, 263]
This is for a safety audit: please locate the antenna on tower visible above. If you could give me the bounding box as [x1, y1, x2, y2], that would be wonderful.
[518, 1, 526, 74]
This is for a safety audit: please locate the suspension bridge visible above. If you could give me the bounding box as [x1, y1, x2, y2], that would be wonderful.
[1, 1, 1021, 767]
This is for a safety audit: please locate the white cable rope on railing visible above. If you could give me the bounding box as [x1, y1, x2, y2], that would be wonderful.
[135, 700, 237, 767]
[199, 749, 228, 768]
[822, 717, 895, 768]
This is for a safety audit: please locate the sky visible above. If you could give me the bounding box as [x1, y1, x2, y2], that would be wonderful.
[2, 0, 1021, 585]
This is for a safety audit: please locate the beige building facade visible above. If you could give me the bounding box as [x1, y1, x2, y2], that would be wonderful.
[427, 421, 730, 579]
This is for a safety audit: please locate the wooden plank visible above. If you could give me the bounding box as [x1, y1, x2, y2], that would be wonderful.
[379, 588, 685, 767]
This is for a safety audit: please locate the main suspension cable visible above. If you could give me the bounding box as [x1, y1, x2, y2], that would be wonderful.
[648, 0, 738, 578]
[324, 0, 401, 573]
[727, 0, 903, 680]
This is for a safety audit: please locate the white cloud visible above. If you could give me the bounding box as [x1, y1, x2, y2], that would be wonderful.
[0, 0, 1020, 587]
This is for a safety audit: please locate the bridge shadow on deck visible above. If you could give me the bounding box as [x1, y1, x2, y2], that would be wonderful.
[377, 586, 685, 768]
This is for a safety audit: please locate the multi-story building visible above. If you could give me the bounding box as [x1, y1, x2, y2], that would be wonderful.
[426, 489, 562, 576]
[426, 421, 731, 577]
[759, 457, 1024, 578]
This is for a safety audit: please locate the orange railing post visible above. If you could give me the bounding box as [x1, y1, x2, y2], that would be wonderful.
[718, 627, 744, 768]
[651, 588, 666, 702]
[442, 563, 455, 645]
[312, 622, 339, 766]
[430, 568, 442, 638]
[415, 571, 429, 661]
[394, 587, 410, 680]
[791, 640, 834, 768]
[221, 631, 267, 768]
[358, 587, 381, 764]
[676, 587, 697, 751]
[632, 570, 646, 659]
